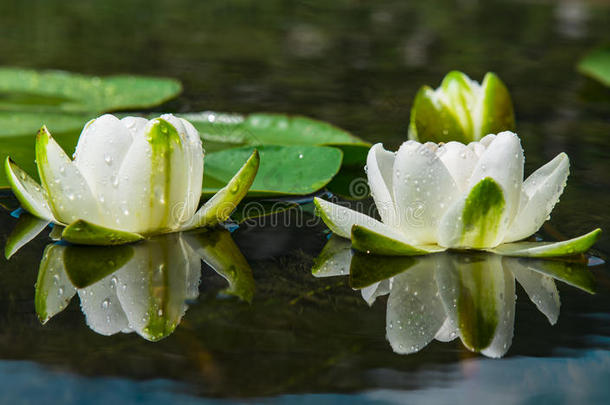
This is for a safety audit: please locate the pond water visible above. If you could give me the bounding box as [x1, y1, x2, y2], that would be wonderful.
[1, 0, 610, 403]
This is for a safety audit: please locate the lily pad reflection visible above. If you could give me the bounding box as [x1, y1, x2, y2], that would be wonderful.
[314, 239, 597, 358]
[35, 230, 254, 341]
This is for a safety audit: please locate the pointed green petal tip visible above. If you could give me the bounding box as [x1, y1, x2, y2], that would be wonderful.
[182, 149, 260, 230]
[4, 214, 50, 259]
[351, 224, 445, 256]
[491, 228, 602, 258]
[5, 156, 54, 221]
[62, 220, 144, 246]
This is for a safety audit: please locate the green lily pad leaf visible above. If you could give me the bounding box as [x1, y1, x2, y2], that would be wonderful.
[489, 228, 601, 258]
[183, 150, 259, 230]
[203, 145, 343, 196]
[351, 224, 446, 256]
[35, 244, 77, 324]
[63, 245, 135, 288]
[0, 115, 84, 189]
[578, 45, 610, 87]
[184, 229, 255, 302]
[179, 112, 370, 165]
[349, 253, 417, 289]
[4, 213, 49, 259]
[0, 67, 182, 113]
[62, 220, 144, 246]
[312, 235, 353, 277]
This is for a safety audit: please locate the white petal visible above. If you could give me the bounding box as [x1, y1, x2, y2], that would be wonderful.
[480, 266, 515, 358]
[36, 128, 103, 225]
[434, 317, 458, 342]
[507, 258, 560, 325]
[314, 197, 412, 243]
[73, 115, 134, 222]
[366, 143, 397, 225]
[78, 271, 131, 336]
[468, 141, 486, 157]
[504, 153, 569, 242]
[114, 235, 192, 341]
[115, 118, 191, 233]
[479, 134, 496, 147]
[360, 279, 390, 306]
[179, 117, 204, 221]
[393, 141, 460, 244]
[386, 259, 446, 354]
[120, 116, 149, 136]
[466, 131, 524, 243]
[436, 141, 478, 192]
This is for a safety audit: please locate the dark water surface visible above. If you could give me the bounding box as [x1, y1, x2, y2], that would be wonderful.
[1, 0, 610, 404]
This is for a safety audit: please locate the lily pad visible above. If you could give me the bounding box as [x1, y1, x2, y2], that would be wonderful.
[203, 145, 343, 196]
[0, 67, 182, 113]
[178, 112, 370, 166]
[578, 45, 610, 87]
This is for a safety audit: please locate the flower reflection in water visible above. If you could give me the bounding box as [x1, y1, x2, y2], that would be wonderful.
[313, 236, 597, 358]
[34, 229, 254, 341]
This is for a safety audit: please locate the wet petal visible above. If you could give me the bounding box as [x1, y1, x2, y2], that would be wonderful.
[366, 143, 397, 225]
[314, 197, 403, 240]
[351, 224, 446, 256]
[504, 153, 569, 242]
[436, 142, 478, 192]
[393, 140, 460, 244]
[438, 177, 506, 249]
[73, 115, 134, 214]
[5, 157, 54, 222]
[35, 127, 103, 225]
[467, 131, 524, 239]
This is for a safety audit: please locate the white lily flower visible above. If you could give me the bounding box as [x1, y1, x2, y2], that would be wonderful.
[5, 114, 259, 245]
[35, 230, 254, 341]
[409, 71, 515, 143]
[315, 131, 600, 257]
[314, 238, 596, 358]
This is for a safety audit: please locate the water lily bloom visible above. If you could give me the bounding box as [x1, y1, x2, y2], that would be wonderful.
[35, 230, 254, 341]
[5, 114, 259, 245]
[315, 131, 601, 257]
[409, 71, 515, 143]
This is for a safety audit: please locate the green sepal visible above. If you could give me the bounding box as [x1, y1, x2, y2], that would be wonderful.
[62, 219, 144, 246]
[35, 244, 77, 324]
[5, 213, 49, 259]
[408, 85, 468, 143]
[351, 224, 445, 256]
[505, 257, 596, 295]
[478, 72, 515, 139]
[185, 229, 255, 302]
[349, 253, 417, 289]
[490, 228, 601, 258]
[63, 245, 134, 288]
[182, 149, 260, 230]
[311, 235, 353, 277]
[5, 156, 53, 221]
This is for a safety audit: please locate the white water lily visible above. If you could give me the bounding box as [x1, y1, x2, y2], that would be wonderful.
[409, 71, 515, 143]
[313, 238, 595, 358]
[5, 114, 259, 245]
[35, 230, 254, 341]
[315, 131, 600, 257]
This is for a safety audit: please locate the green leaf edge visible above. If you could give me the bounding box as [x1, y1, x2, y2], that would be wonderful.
[489, 228, 602, 258]
[351, 224, 446, 256]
